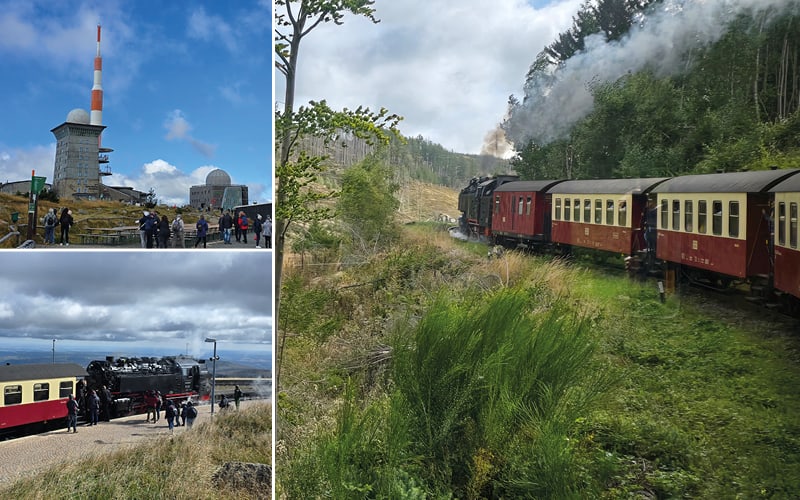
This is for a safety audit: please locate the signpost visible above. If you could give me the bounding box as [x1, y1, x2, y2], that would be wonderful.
[26, 170, 47, 241]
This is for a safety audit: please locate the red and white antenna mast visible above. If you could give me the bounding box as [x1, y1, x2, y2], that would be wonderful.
[90, 24, 103, 128]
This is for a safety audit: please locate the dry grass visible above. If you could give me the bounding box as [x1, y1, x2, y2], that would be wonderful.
[1, 402, 272, 500]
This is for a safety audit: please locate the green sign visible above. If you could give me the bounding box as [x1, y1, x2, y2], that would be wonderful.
[31, 175, 47, 194]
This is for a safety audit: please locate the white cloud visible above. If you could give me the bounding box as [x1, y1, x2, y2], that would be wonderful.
[163, 109, 216, 158]
[0, 143, 56, 184]
[275, 0, 583, 155]
[187, 6, 237, 53]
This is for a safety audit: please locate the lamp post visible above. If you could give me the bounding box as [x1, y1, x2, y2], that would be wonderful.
[52, 339, 56, 364]
[205, 338, 218, 417]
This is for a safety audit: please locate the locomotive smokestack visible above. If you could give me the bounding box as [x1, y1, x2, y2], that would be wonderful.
[90, 24, 103, 129]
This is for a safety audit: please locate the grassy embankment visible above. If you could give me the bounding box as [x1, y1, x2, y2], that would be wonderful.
[277, 222, 800, 498]
[1, 402, 271, 500]
[0, 193, 212, 248]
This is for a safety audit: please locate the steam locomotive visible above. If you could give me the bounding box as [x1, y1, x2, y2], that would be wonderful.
[458, 168, 800, 314]
[0, 355, 210, 437]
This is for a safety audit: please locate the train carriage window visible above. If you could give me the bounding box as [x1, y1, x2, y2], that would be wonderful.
[791, 203, 798, 249]
[4, 385, 22, 405]
[660, 199, 669, 229]
[618, 201, 627, 226]
[59, 381, 73, 398]
[712, 201, 723, 235]
[494, 195, 500, 215]
[33, 382, 50, 402]
[555, 197, 562, 220]
[564, 198, 571, 221]
[594, 199, 602, 224]
[672, 200, 681, 231]
[518, 196, 524, 216]
[729, 201, 740, 238]
[584, 199, 591, 222]
[698, 201, 707, 234]
[526, 196, 532, 216]
[606, 200, 614, 225]
[684, 200, 693, 233]
[778, 202, 786, 246]
[573, 199, 580, 221]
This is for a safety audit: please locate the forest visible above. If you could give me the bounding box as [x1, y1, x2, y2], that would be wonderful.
[503, 0, 800, 181]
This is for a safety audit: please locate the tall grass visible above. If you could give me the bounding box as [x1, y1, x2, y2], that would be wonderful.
[282, 287, 612, 498]
[1, 403, 271, 500]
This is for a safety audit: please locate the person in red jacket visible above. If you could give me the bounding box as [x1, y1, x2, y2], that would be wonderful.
[237, 211, 249, 244]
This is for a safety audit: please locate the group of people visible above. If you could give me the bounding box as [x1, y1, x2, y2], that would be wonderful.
[136, 210, 272, 249]
[144, 390, 199, 433]
[65, 383, 114, 432]
[41, 207, 74, 246]
[218, 210, 272, 248]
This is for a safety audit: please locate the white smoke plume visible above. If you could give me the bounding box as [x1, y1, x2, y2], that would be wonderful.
[506, 0, 799, 147]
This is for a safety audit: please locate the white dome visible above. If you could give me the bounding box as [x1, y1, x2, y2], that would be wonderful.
[206, 169, 232, 186]
[66, 108, 90, 124]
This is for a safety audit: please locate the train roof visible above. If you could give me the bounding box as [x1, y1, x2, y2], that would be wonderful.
[769, 170, 800, 192]
[547, 178, 669, 195]
[495, 180, 564, 193]
[652, 169, 799, 194]
[0, 363, 85, 383]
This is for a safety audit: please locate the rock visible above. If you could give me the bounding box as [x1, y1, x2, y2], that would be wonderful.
[211, 461, 271, 499]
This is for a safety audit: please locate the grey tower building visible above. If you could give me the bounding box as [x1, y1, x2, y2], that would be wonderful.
[51, 108, 112, 200]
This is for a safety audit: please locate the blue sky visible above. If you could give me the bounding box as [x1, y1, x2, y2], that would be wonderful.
[0, 0, 271, 206]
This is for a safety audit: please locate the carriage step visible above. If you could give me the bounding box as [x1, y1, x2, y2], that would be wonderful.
[745, 296, 765, 303]
[765, 302, 781, 310]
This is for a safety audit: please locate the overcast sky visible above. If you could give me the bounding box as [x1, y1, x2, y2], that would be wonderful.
[0, 251, 271, 362]
[275, 0, 583, 157]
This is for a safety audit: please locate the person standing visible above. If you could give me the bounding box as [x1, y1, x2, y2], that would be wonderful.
[143, 211, 157, 248]
[157, 215, 170, 249]
[145, 390, 157, 422]
[66, 394, 79, 433]
[137, 211, 149, 248]
[101, 385, 113, 421]
[87, 390, 100, 426]
[219, 210, 233, 244]
[171, 215, 185, 248]
[264, 216, 272, 249]
[194, 215, 209, 248]
[59, 207, 74, 246]
[253, 215, 263, 249]
[154, 390, 163, 423]
[43, 208, 57, 245]
[185, 400, 198, 429]
[165, 400, 177, 434]
[237, 211, 249, 244]
[233, 385, 243, 410]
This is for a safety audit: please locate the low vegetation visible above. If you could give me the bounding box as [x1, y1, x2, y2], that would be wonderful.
[277, 222, 800, 498]
[1, 402, 271, 500]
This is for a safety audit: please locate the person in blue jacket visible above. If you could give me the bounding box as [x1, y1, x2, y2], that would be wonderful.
[194, 215, 209, 248]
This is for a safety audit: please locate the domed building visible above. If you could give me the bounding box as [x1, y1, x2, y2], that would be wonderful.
[189, 168, 249, 211]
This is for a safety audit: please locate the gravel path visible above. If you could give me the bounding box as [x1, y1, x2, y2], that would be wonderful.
[0, 402, 229, 486]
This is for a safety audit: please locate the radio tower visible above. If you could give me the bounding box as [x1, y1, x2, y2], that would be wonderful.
[90, 24, 103, 128]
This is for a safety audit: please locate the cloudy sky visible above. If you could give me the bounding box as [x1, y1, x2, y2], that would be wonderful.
[0, 251, 271, 366]
[275, 0, 584, 157]
[0, 0, 271, 206]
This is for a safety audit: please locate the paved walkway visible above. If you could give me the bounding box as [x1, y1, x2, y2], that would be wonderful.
[0, 402, 236, 486]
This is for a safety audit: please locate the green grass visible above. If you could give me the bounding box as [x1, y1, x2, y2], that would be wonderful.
[277, 226, 800, 498]
[1, 403, 271, 500]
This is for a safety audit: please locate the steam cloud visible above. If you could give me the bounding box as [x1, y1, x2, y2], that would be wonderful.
[505, 0, 798, 147]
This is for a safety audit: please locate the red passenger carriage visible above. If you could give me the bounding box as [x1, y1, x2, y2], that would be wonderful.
[769, 173, 800, 302]
[548, 178, 668, 256]
[491, 180, 563, 248]
[651, 169, 799, 285]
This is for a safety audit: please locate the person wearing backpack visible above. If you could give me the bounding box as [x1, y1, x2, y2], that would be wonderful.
[43, 208, 57, 245]
[143, 212, 157, 248]
[171, 215, 185, 248]
[185, 400, 198, 428]
[253, 214, 263, 248]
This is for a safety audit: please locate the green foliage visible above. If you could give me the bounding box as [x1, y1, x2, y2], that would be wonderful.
[279, 273, 344, 343]
[337, 154, 400, 250]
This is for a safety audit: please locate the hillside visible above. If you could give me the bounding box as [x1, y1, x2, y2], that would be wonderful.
[0, 193, 209, 249]
[396, 179, 460, 224]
